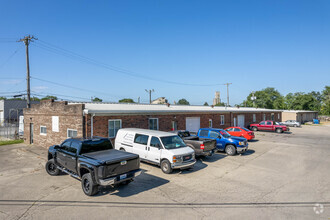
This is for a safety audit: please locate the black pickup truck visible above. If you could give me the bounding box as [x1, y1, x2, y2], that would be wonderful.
[171, 130, 216, 156]
[45, 137, 141, 196]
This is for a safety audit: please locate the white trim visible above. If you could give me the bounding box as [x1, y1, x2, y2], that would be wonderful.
[40, 126, 47, 135]
[108, 119, 122, 138]
[220, 115, 225, 125]
[149, 118, 159, 130]
[67, 129, 78, 138]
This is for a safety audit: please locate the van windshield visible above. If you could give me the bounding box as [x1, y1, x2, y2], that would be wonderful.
[80, 139, 113, 154]
[160, 136, 186, 149]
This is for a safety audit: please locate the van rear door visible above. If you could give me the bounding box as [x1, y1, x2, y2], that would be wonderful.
[133, 134, 149, 159]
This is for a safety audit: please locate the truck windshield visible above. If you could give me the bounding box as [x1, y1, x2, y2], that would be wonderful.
[80, 139, 113, 154]
[219, 130, 231, 138]
[160, 136, 186, 149]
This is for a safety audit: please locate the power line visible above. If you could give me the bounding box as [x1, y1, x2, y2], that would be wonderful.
[30, 76, 129, 100]
[0, 47, 22, 69]
[31, 40, 226, 87]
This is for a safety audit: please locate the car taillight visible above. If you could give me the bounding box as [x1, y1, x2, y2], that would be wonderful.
[200, 144, 205, 150]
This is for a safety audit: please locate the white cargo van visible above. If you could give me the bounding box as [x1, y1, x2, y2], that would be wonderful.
[115, 128, 196, 174]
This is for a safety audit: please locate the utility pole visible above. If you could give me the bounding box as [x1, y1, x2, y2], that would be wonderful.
[223, 83, 232, 107]
[18, 35, 37, 108]
[145, 89, 154, 104]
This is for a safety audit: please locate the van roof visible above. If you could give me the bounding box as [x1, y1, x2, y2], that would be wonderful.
[119, 128, 177, 137]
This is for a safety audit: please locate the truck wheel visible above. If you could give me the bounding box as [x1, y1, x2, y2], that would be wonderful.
[294, 124, 297, 127]
[225, 145, 236, 156]
[45, 159, 60, 176]
[275, 128, 282, 133]
[252, 127, 257, 131]
[161, 159, 173, 174]
[81, 173, 98, 196]
[119, 148, 126, 152]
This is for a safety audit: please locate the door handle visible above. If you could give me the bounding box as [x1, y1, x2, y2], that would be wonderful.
[145, 146, 147, 150]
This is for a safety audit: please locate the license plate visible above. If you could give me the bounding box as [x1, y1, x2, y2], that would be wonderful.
[120, 174, 127, 180]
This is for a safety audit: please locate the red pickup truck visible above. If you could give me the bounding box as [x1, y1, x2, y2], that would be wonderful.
[249, 120, 289, 133]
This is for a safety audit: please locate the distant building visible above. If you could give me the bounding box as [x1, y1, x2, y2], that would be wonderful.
[282, 110, 318, 123]
[0, 100, 39, 125]
[213, 91, 221, 106]
[151, 97, 168, 104]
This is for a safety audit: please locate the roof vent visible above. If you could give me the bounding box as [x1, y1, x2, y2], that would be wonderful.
[211, 105, 214, 108]
[166, 103, 170, 107]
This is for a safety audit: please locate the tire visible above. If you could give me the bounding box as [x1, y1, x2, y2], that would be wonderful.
[252, 127, 258, 131]
[45, 159, 60, 176]
[81, 173, 98, 196]
[225, 145, 236, 156]
[119, 148, 126, 152]
[275, 128, 282, 133]
[294, 124, 297, 127]
[161, 159, 173, 174]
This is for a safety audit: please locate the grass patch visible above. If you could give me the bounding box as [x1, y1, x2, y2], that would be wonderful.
[0, 139, 24, 146]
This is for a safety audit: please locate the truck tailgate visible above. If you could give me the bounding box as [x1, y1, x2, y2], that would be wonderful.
[202, 139, 216, 151]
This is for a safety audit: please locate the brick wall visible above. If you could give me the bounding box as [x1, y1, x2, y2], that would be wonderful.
[86, 113, 232, 139]
[23, 100, 84, 147]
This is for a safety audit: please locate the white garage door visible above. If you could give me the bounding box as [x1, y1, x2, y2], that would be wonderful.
[186, 117, 200, 133]
[237, 115, 245, 127]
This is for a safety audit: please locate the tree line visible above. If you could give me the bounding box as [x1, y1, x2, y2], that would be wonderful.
[241, 86, 330, 115]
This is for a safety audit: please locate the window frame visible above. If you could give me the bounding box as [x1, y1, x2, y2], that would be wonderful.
[108, 119, 122, 138]
[220, 115, 225, 125]
[67, 129, 78, 138]
[40, 126, 47, 136]
[148, 118, 159, 130]
[134, 134, 149, 145]
[209, 119, 213, 128]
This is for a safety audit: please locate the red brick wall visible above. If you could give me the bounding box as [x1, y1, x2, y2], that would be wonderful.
[23, 100, 84, 147]
[86, 113, 232, 138]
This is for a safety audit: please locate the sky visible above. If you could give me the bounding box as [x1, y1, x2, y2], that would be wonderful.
[0, 0, 329, 105]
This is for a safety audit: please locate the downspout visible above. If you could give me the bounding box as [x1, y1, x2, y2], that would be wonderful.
[91, 113, 95, 137]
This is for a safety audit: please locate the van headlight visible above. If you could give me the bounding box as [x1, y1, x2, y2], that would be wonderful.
[173, 155, 183, 163]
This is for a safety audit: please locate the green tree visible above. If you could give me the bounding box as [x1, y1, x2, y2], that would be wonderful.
[119, 98, 135, 103]
[321, 86, 330, 115]
[243, 87, 284, 109]
[177, 98, 190, 105]
[203, 102, 209, 106]
[215, 102, 226, 106]
[31, 96, 40, 101]
[0, 97, 7, 100]
[285, 92, 321, 111]
[92, 97, 102, 102]
[41, 95, 58, 100]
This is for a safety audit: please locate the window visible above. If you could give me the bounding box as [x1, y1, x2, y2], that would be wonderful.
[67, 129, 77, 138]
[134, 134, 149, 145]
[226, 128, 234, 132]
[149, 118, 158, 130]
[40, 126, 47, 135]
[263, 114, 266, 121]
[234, 128, 241, 132]
[209, 131, 219, 138]
[253, 114, 256, 122]
[80, 139, 113, 154]
[271, 113, 274, 121]
[278, 113, 280, 120]
[220, 115, 225, 125]
[209, 119, 212, 128]
[266, 121, 272, 125]
[61, 140, 77, 154]
[199, 130, 209, 137]
[108, 119, 122, 138]
[260, 121, 265, 125]
[150, 136, 162, 148]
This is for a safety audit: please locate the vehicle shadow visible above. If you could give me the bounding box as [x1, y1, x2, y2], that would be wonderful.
[198, 153, 227, 163]
[97, 169, 169, 197]
[248, 139, 259, 142]
[239, 149, 255, 156]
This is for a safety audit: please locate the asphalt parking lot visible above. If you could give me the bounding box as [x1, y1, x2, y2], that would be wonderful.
[0, 125, 329, 220]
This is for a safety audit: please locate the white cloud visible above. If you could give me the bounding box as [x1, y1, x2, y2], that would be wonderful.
[32, 86, 48, 92]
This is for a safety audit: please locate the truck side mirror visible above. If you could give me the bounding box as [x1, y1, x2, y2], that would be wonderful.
[156, 143, 161, 149]
[54, 145, 60, 149]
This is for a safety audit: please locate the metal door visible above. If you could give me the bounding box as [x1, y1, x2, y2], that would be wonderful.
[237, 115, 245, 127]
[186, 117, 200, 133]
[30, 123, 33, 144]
